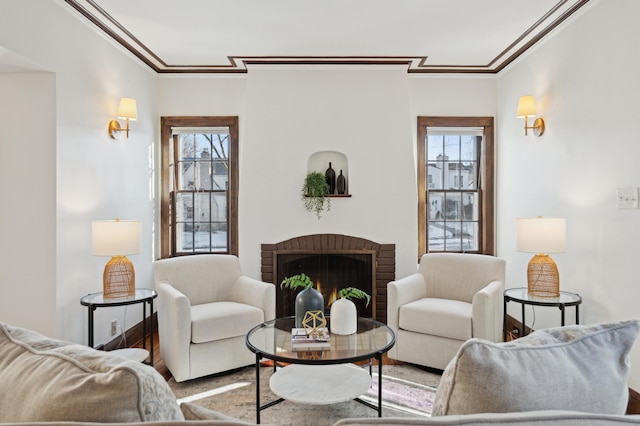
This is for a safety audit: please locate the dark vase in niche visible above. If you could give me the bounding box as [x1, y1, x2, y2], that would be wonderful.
[325, 162, 336, 194]
[337, 170, 346, 194]
[294, 287, 325, 328]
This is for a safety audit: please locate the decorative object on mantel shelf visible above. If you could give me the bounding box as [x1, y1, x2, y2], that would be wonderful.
[281, 273, 325, 328]
[325, 162, 336, 194]
[330, 287, 371, 335]
[302, 172, 331, 219]
[337, 170, 346, 194]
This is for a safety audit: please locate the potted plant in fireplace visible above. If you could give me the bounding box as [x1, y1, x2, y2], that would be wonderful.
[330, 287, 371, 335]
[302, 172, 331, 219]
[280, 273, 325, 328]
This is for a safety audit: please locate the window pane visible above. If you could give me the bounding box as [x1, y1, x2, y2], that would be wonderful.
[445, 193, 462, 220]
[462, 161, 477, 190]
[427, 163, 443, 190]
[175, 192, 193, 221]
[211, 192, 227, 222]
[463, 192, 478, 220]
[444, 135, 460, 161]
[461, 222, 479, 252]
[460, 135, 477, 161]
[428, 223, 450, 251]
[427, 135, 443, 161]
[428, 192, 444, 220]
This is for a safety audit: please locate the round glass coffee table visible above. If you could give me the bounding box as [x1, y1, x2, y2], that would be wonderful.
[246, 316, 395, 424]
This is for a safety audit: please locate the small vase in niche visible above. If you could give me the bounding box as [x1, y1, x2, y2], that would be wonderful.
[337, 170, 346, 194]
[294, 287, 325, 328]
[325, 162, 336, 195]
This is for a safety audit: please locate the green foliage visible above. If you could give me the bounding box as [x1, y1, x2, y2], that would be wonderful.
[302, 172, 331, 219]
[280, 273, 315, 290]
[337, 287, 371, 307]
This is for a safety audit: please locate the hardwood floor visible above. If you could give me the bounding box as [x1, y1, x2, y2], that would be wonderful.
[133, 331, 171, 381]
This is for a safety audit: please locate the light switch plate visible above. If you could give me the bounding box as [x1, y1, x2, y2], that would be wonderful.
[617, 188, 638, 209]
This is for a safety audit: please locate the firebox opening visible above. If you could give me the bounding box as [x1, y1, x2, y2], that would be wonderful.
[274, 250, 375, 320]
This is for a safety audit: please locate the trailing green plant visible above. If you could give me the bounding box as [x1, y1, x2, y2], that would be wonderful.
[280, 273, 315, 291]
[337, 287, 371, 307]
[302, 172, 331, 219]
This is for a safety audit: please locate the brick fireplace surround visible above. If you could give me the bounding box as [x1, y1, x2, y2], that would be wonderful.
[261, 234, 395, 324]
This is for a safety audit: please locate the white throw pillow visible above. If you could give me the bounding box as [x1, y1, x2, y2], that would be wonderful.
[433, 319, 640, 416]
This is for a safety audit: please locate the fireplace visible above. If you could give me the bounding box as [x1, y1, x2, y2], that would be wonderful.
[275, 250, 375, 318]
[261, 234, 395, 324]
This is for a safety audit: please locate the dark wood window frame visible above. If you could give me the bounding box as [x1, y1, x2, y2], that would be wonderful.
[417, 116, 495, 257]
[160, 116, 239, 258]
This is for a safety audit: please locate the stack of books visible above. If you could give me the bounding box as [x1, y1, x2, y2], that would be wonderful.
[290, 327, 331, 351]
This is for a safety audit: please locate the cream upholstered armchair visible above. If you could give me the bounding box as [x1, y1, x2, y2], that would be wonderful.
[153, 254, 275, 382]
[387, 253, 505, 370]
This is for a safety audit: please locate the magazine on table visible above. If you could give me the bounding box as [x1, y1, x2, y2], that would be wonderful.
[290, 327, 330, 350]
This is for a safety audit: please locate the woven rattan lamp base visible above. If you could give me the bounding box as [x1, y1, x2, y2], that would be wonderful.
[103, 255, 135, 298]
[527, 254, 559, 297]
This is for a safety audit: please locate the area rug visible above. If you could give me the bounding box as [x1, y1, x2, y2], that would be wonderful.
[169, 363, 440, 426]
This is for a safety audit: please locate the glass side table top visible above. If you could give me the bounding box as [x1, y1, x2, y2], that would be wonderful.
[246, 316, 395, 365]
[504, 287, 582, 306]
[80, 288, 157, 307]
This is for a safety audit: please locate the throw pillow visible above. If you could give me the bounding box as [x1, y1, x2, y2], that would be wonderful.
[433, 319, 640, 416]
[0, 322, 184, 422]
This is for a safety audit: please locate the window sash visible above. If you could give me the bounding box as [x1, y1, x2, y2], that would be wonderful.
[417, 117, 494, 258]
[160, 117, 239, 258]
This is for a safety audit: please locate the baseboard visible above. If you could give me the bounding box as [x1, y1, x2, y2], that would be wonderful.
[504, 313, 532, 341]
[100, 312, 157, 352]
[505, 314, 639, 415]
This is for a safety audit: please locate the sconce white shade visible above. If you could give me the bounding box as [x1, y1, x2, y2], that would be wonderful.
[517, 95, 537, 117]
[117, 97, 138, 121]
[517, 217, 566, 254]
[92, 219, 141, 256]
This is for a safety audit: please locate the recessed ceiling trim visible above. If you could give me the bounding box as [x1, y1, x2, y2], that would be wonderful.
[63, 0, 591, 75]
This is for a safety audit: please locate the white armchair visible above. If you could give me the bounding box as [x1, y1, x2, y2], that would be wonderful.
[153, 254, 275, 382]
[387, 253, 505, 370]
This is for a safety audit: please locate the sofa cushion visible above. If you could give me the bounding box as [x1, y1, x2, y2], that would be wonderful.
[432, 319, 640, 416]
[0, 322, 184, 422]
[399, 298, 472, 341]
[191, 301, 264, 343]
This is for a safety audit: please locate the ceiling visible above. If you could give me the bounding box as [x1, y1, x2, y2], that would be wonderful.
[63, 0, 591, 74]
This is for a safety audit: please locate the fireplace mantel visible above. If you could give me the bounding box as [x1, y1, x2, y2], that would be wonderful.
[261, 234, 395, 324]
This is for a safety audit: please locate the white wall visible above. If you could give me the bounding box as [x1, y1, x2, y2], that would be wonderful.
[0, 0, 157, 345]
[158, 67, 497, 281]
[497, 0, 640, 388]
[0, 72, 56, 336]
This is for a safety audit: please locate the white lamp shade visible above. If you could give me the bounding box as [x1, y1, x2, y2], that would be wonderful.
[517, 95, 537, 118]
[117, 97, 138, 121]
[517, 217, 566, 254]
[92, 220, 141, 256]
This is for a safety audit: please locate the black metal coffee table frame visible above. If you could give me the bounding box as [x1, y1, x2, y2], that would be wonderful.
[245, 316, 395, 424]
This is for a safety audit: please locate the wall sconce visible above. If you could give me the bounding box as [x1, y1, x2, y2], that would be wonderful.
[517, 95, 545, 137]
[108, 97, 137, 139]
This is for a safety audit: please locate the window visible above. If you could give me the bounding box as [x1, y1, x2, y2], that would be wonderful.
[417, 117, 494, 256]
[160, 117, 238, 257]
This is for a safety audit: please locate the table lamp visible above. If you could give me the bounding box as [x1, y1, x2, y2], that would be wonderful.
[92, 219, 141, 298]
[516, 217, 566, 297]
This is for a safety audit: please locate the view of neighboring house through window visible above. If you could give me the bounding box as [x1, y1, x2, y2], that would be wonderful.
[427, 129, 480, 251]
[160, 117, 239, 257]
[417, 117, 495, 257]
